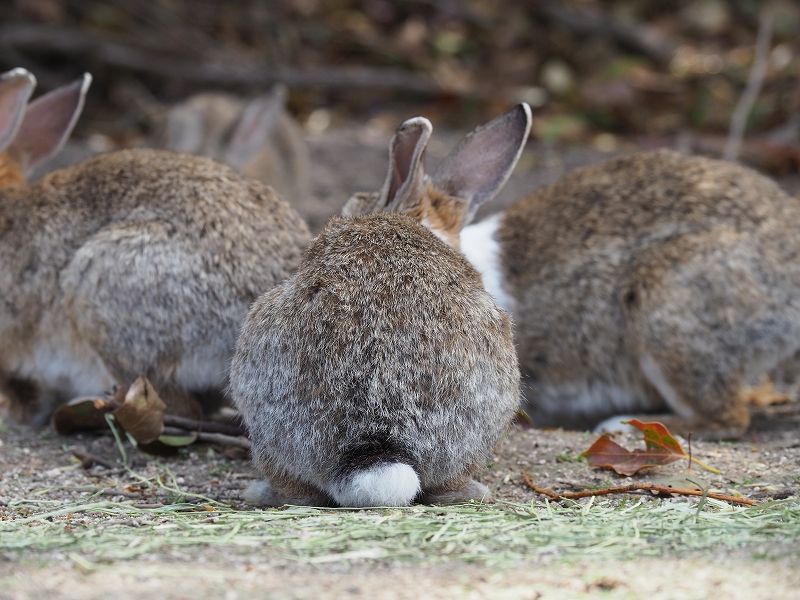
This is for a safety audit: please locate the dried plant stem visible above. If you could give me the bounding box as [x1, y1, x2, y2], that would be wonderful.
[521, 472, 761, 506]
[724, 9, 774, 162]
[163, 414, 245, 436]
[161, 426, 252, 450]
[72, 449, 119, 470]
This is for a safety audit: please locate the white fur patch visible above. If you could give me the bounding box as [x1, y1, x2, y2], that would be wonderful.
[639, 354, 694, 418]
[532, 380, 643, 418]
[174, 353, 229, 391]
[593, 415, 638, 435]
[327, 463, 420, 508]
[21, 342, 115, 398]
[243, 481, 275, 506]
[459, 214, 513, 313]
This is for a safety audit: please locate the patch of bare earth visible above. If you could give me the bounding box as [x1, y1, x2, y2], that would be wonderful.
[1, 402, 799, 600]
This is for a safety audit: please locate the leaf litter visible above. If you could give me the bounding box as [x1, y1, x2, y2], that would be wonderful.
[582, 420, 721, 476]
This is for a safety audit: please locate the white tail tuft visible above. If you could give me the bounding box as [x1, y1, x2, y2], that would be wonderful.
[327, 463, 421, 507]
[243, 481, 276, 506]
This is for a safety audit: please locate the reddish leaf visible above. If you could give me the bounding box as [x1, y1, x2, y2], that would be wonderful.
[581, 434, 684, 476]
[627, 419, 686, 456]
[581, 420, 721, 476]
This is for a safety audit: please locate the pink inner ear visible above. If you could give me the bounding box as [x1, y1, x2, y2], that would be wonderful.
[8, 74, 89, 175]
[226, 88, 285, 169]
[387, 126, 426, 203]
[0, 72, 35, 153]
[432, 103, 531, 215]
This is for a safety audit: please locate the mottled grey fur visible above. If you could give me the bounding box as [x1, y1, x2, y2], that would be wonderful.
[230, 213, 519, 507]
[495, 149, 800, 438]
[1, 148, 311, 423]
[231, 108, 532, 507]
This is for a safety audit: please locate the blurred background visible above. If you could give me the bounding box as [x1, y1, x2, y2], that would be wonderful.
[2, 0, 800, 228]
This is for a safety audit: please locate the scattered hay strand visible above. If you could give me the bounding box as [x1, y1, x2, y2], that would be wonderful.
[2, 496, 798, 566]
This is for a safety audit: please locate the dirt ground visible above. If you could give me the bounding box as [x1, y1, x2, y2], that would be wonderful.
[3, 123, 800, 598]
[1, 401, 800, 600]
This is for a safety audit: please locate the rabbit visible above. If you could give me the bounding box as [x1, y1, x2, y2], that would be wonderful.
[162, 85, 310, 207]
[229, 105, 531, 507]
[0, 68, 312, 426]
[457, 148, 800, 440]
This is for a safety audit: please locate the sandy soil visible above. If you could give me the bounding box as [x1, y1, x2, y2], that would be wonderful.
[3, 553, 800, 600]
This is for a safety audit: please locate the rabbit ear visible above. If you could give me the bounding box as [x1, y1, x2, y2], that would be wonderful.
[7, 73, 91, 175]
[379, 116, 432, 212]
[164, 104, 205, 154]
[226, 84, 287, 170]
[0, 68, 36, 153]
[432, 103, 531, 225]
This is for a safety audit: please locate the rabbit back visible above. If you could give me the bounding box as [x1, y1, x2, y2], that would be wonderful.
[497, 150, 800, 434]
[231, 213, 519, 502]
[1, 149, 311, 420]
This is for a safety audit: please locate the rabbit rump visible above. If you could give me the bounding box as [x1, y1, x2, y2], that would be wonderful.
[457, 149, 800, 439]
[230, 106, 530, 507]
[0, 68, 311, 425]
[162, 86, 310, 206]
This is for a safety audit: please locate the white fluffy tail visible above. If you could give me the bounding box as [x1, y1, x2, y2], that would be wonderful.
[327, 462, 421, 507]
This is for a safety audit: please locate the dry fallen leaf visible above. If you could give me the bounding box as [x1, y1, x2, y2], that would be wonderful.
[112, 377, 166, 445]
[581, 420, 720, 476]
[52, 396, 109, 434]
[740, 378, 792, 407]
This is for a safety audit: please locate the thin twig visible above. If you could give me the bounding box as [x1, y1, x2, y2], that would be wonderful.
[163, 414, 245, 437]
[161, 426, 251, 450]
[724, 9, 774, 162]
[535, 2, 676, 64]
[72, 448, 119, 470]
[195, 431, 251, 450]
[521, 472, 761, 506]
[0, 25, 443, 94]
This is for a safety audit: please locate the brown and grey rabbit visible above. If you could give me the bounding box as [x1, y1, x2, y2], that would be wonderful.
[229, 105, 531, 507]
[459, 148, 800, 440]
[0, 68, 311, 425]
[162, 85, 310, 206]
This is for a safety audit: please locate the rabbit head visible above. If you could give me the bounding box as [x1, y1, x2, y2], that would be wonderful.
[342, 103, 532, 249]
[163, 85, 310, 204]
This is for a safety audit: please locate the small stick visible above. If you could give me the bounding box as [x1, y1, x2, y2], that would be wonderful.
[195, 431, 251, 450]
[72, 448, 119, 470]
[161, 426, 252, 450]
[724, 9, 774, 162]
[521, 472, 761, 506]
[163, 414, 245, 437]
